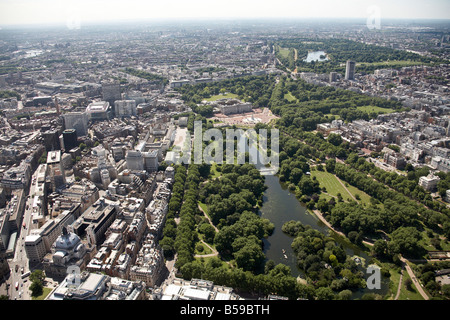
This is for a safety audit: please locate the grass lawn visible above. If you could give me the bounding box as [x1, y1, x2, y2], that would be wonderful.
[205, 92, 239, 102]
[357, 60, 427, 68]
[284, 91, 298, 103]
[344, 183, 374, 206]
[194, 240, 213, 255]
[311, 170, 354, 201]
[32, 287, 53, 300]
[419, 228, 450, 251]
[198, 201, 210, 217]
[278, 47, 291, 59]
[397, 271, 425, 300]
[356, 105, 396, 114]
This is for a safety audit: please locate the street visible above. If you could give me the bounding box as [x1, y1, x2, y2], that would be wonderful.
[3, 167, 42, 300]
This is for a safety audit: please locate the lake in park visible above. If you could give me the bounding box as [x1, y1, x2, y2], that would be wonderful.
[303, 50, 329, 62]
[259, 174, 389, 298]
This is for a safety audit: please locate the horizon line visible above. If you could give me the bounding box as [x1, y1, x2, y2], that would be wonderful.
[2, 16, 450, 29]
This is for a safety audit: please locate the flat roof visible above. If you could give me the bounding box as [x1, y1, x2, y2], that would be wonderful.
[79, 273, 105, 292]
[184, 288, 210, 300]
[164, 284, 181, 297]
[215, 292, 231, 300]
[47, 150, 61, 163]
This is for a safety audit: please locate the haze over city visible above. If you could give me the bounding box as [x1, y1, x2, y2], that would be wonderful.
[0, 0, 449, 27]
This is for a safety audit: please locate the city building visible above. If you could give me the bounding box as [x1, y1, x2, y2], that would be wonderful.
[215, 99, 253, 115]
[114, 100, 137, 118]
[418, 173, 440, 192]
[126, 150, 144, 171]
[25, 205, 82, 263]
[70, 199, 118, 246]
[47, 271, 145, 300]
[24, 234, 47, 263]
[86, 101, 112, 121]
[129, 233, 166, 287]
[143, 150, 159, 173]
[152, 278, 241, 300]
[102, 81, 121, 104]
[62, 129, 78, 151]
[345, 60, 356, 81]
[47, 150, 66, 192]
[47, 271, 109, 300]
[43, 227, 90, 279]
[0, 161, 31, 192]
[63, 112, 89, 137]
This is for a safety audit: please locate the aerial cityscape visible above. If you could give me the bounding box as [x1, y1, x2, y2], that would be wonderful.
[0, 0, 449, 309]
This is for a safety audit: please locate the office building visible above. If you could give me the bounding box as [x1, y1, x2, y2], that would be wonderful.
[47, 271, 109, 300]
[63, 129, 78, 151]
[345, 60, 356, 80]
[63, 112, 89, 137]
[47, 150, 66, 192]
[329, 72, 338, 82]
[86, 101, 112, 121]
[153, 278, 241, 300]
[102, 81, 121, 104]
[114, 100, 137, 118]
[70, 199, 118, 246]
[143, 150, 159, 172]
[126, 150, 144, 171]
[25, 234, 47, 263]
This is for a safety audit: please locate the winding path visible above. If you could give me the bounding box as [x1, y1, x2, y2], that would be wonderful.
[194, 240, 219, 258]
[195, 203, 219, 258]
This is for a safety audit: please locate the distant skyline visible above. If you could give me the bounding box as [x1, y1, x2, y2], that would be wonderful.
[0, 0, 449, 27]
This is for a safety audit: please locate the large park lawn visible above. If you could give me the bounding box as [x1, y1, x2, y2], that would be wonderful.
[356, 105, 396, 114]
[311, 169, 354, 200]
[205, 92, 239, 102]
[311, 169, 374, 206]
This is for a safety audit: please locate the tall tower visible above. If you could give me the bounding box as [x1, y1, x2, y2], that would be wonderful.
[345, 60, 356, 80]
[54, 97, 60, 115]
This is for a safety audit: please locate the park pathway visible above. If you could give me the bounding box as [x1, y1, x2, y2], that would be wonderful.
[394, 267, 404, 300]
[400, 256, 429, 300]
[194, 240, 219, 258]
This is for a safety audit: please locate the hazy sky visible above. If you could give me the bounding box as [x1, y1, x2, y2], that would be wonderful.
[0, 0, 449, 26]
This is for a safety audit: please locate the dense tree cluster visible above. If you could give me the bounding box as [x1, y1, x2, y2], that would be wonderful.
[173, 165, 202, 268]
[159, 166, 187, 259]
[199, 164, 267, 226]
[0, 90, 21, 100]
[283, 221, 366, 292]
[415, 261, 450, 299]
[198, 164, 274, 272]
[180, 257, 314, 300]
[270, 77, 404, 132]
[176, 75, 276, 108]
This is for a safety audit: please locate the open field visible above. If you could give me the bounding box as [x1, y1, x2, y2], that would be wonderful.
[278, 47, 291, 59]
[311, 169, 376, 207]
[357, 60, 427, 67]
[205, 92, 239, 102]
[311, 169, 354, 200]
[397, 270, 425, 300]
[284, 91, 298, 103]
[356, 105, 397, 114]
